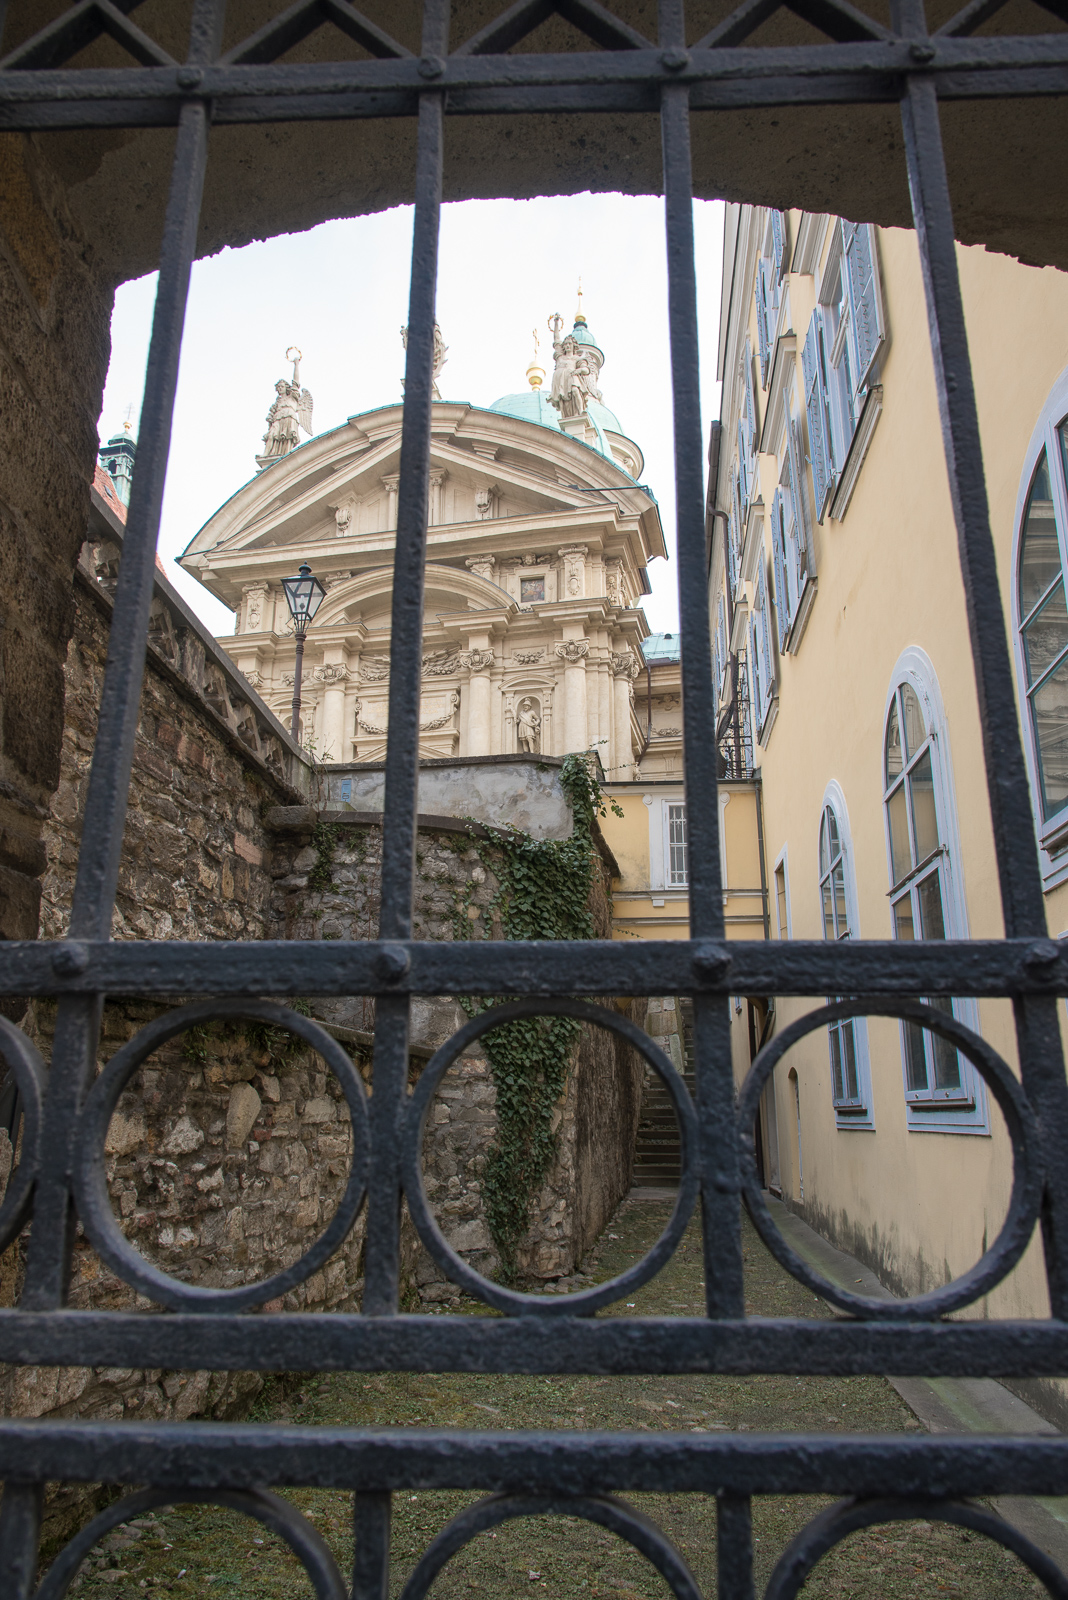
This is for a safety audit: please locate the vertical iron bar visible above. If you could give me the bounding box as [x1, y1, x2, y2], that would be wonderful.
[716, 1491, 754, 1600]
[659, 3, 745, 1320]
[352, 1489, 392, 1600]
[898, 63, 1068, 1313]
[366, 0, 447, 1316]
[20, 29, 219, 1314]
[0, 1481, 43, 1600]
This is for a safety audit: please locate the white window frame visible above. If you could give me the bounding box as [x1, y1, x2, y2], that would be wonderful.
[773, 845, 791, 939]
[748, 547, 777, 747]
[665, 801, 689, 888]
[882, 649, 988, 1135]
[1010, 364, 1068, 890]
[817, 782, 874, 1130]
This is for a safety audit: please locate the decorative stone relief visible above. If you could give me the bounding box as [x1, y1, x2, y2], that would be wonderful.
[242, 584, 268, 634]
[555, 640, 590, 665]
[313, 664, 349, 684]
[558, 544, 588, 598]
[652, 726, 683, 739]
[334, 505, 352, 537]
[512, 650, 544, 665]
[611, 651, 640, 679]
[466, 555, 496, 582]
[460, 648, 495, 672]
[361, 658, 390, 682]
[324, 571, 353, 590]
[421, 691, 461, 731]
[474, 488, 494, 520]
[242, 670, 264, 690]
[423, 650, 461, 676]
[605, 559, 623, 605]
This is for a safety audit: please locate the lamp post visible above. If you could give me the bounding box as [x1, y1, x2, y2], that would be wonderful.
[281, 562, 327, 744]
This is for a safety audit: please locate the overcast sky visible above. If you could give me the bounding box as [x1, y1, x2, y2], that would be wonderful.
[99, 194, 725, 637]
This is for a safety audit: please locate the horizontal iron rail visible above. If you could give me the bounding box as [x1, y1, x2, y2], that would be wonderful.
[2, 39, 1068, 129]
[0, 1312, 1066, 1377]
[3, 936, 1065, 996]
[2, 1421, 1068, 1498]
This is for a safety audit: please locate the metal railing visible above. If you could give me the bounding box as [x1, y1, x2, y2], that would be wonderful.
[2, 2, 1068, 1596]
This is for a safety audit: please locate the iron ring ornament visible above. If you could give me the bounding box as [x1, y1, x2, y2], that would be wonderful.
[397, 1493, 702, 1600]
[764, 1495, 1068, 1599]
[403, 999, 698, 1316]
[72, 1000, 370, 1313]
[737, 999, 1044, 1320]
[36, 1485, 346, 1600]
[0, 1016, 46, 1256]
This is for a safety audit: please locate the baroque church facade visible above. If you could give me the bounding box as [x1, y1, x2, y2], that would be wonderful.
[179, 312, 667, 783]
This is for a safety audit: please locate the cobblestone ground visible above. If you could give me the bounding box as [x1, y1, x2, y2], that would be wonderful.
[62, 1199, 1045, 1598]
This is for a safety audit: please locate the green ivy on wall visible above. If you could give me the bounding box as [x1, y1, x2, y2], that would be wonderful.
[454, 753, 617, 1282]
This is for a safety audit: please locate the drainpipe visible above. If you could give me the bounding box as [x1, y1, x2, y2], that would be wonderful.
[754, 771, 771, 942]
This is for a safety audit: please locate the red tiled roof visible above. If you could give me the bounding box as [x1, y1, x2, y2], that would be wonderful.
[92, 464, 168, 575]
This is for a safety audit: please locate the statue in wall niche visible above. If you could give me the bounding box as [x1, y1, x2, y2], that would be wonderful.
[517, 699, 541, 753]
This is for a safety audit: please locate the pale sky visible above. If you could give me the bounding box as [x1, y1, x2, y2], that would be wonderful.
[99, 194, 725, 638]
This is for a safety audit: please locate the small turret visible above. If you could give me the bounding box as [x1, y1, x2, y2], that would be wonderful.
[99, 419, 136, 507]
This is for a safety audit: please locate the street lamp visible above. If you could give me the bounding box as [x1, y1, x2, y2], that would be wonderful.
[281, 562, 326, 743]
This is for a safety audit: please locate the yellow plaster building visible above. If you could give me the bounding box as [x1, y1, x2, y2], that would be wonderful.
[713, 204, 1068, 1375]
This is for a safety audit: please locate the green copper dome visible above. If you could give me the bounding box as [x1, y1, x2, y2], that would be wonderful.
[488, 390, 564, 430]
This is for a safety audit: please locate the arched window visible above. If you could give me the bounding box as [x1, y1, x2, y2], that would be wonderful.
[883, 662, 986, 1132]
[818, 790, 872, 1127]
[1013, 378, 1068, 879]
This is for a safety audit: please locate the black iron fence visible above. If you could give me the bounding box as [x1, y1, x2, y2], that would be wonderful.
[2, 2, 1068, 1596]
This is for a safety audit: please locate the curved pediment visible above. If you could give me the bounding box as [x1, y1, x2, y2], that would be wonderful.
[315, 561, 515, 628]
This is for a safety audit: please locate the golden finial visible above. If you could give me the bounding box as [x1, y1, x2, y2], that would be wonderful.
[526, 326, 545, 391]
[575, 276, 585, 324]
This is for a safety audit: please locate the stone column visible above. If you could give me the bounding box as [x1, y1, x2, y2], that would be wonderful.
[382, 474, 399, 530]
[597, 659, 612, 770]
[317, 664, 349, 764]
[462, 644, 495, 755]
[612, 652, 638, 780]
[555, 639, 590, 753]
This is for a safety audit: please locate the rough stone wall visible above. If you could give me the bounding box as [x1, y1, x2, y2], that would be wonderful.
[270, 812, 646, 1296]
[0, 132, 112, 962]
[40, 567, 295, 941]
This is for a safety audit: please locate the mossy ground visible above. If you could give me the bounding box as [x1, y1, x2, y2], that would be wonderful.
[63, 1201, 1043, 1598]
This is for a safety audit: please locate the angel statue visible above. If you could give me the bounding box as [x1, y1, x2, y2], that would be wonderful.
[256, 347, 314, 470]
[400, 321, 448, 399]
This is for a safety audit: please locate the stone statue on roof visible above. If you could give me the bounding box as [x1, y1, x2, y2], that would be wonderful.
[256, 347, 313, 470]
[548, 304, 604, 420]
[400, 320, 448, 399]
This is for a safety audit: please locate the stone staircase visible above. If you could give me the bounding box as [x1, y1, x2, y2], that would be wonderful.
[632, 998, 695, 1189]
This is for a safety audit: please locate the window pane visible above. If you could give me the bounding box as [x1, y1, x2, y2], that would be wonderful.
[908, 749, 940, 864]
[900, 682, 926, 761]
[885, 697, 903, 783]
[916, 870, 946, 940]
[842, 1020, 860, 1101]
[1020, 451, 1060, 619]
[887, 781, 912, 885]
[893, 895, 915, 940]
[821, 877, 835, 941]
[929, 995, 962, 1092]
[1031, 655, 1068, 819]
[904, 1021, 928, 1093]
[667, 804, 688, 885]
[833, 862, 849, 938]
[1022, 577, 1068, 687]
[829, 1026, 845, 1101]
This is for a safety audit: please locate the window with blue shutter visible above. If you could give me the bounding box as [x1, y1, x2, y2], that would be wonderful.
[770, 208, 787, 282]
[748, 613, 763, 734]
[803, 309, 835, 519]
[843, 221, 885, 395]
[743, 338, 758, 457]
[770, 488, 789, 652]
[787, 414, 812, 601]
[755, 262, 771, 388]
[756, 560, 776, 728]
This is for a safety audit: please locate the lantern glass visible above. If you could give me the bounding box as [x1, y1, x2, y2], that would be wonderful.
[281, 563, 327, 632]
